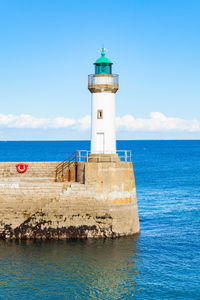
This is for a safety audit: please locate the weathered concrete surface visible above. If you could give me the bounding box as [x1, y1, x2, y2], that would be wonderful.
[0, 162, 60, 178]
[0, 161, 77, 182]
[0, 161, 139, 239]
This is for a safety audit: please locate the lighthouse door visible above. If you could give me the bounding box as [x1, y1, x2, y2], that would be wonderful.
[96, 132, 104, 153]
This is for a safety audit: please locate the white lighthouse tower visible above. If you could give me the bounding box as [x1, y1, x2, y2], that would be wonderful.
[88, 48, 119, 155]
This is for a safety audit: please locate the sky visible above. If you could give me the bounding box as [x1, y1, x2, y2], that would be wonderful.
[0, 0, 200, 140]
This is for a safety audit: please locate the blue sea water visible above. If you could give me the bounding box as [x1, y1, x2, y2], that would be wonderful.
[0, 140, 199, 299]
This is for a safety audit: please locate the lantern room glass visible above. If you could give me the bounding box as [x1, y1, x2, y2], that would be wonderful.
[95, 63, 112, 75]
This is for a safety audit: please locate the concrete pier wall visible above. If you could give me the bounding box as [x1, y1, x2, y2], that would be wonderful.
[0, 161, 140, 239]
[0, 162, 60, 178]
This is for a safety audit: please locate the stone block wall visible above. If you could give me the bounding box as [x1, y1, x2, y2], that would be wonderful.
[0, 162, 60, 178]
[85, 161, 135, 200]
[77, 162, 85, 183]
[0, 161, 78, 182]
[0, 160, 140, 239]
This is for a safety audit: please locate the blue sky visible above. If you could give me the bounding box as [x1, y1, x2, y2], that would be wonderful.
[0, 0, 200, 140]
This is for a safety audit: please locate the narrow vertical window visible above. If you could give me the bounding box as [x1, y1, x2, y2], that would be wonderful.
[97, 110, 103, 119]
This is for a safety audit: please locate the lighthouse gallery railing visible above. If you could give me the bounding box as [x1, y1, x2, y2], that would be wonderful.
[88, 74, 119, 86]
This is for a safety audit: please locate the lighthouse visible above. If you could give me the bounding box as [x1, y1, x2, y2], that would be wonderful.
[88, 48, 119, 155]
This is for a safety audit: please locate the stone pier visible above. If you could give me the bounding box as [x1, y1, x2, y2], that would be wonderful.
[0, 160, 140, 239]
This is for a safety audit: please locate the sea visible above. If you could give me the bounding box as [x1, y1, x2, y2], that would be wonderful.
[0, 140, 199, 299]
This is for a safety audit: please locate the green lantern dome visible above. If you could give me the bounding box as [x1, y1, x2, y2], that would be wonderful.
[94, 48, 113, 75]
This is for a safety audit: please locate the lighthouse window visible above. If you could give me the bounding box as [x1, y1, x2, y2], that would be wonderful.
[97, 110, 103, 119]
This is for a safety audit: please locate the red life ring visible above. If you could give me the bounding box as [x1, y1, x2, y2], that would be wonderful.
[16, 163, 28, 173]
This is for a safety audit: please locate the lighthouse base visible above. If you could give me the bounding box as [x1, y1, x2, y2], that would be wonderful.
[88, 153, 120, 163]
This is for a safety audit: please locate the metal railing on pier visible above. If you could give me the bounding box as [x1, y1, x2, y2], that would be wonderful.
[76, 150, 132, 162]
[55, 151, 77, 182]
[55, 150, 132, 182]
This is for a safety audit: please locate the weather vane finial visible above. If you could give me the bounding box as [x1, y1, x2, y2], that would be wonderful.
[101, 45, 107, 56]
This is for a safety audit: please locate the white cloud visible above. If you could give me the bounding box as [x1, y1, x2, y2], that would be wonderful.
[0, 112, 199, 132]
[116, 112, 200, 132]
[0, 114, 76, 129]
[76, 115, 91, 130]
